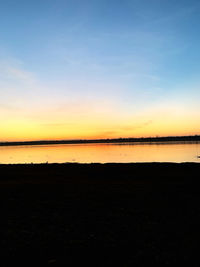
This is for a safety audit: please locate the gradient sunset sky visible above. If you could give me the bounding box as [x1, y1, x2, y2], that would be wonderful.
[0, 0, 200, 141]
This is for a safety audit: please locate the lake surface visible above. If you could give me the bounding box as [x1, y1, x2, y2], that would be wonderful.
[0, 142, 200, 164]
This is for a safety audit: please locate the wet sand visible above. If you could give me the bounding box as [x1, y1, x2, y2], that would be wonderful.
[1, 163, 200, 266]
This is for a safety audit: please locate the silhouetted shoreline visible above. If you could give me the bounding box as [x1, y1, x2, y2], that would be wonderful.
[2, 163, 200, 265]
[1, 135, 200, 147]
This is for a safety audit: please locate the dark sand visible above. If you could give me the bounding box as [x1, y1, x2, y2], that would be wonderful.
[1, 163, 200, 266]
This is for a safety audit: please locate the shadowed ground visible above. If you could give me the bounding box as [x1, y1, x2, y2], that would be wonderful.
[1, 163, 200, 266]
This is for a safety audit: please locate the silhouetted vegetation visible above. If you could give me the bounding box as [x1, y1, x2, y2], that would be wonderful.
[0, 135, 200, 146]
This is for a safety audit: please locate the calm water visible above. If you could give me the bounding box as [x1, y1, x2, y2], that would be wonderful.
[0, 142, 200, 164]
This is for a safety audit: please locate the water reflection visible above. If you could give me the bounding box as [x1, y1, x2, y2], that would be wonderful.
[0, 142, 199, 164]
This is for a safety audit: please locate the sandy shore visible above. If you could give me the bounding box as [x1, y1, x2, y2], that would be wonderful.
[1, 163, 200, 266]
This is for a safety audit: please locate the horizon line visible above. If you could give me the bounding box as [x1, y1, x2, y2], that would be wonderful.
[0, 134, 200, 146]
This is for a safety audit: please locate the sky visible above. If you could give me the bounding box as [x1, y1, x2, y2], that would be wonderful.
[0, 0, 200, 141]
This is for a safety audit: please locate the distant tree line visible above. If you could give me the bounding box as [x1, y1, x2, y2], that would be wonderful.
[0, 135, 200, 146]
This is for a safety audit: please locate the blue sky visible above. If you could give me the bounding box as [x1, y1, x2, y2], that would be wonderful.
[0, 0, 200, 140]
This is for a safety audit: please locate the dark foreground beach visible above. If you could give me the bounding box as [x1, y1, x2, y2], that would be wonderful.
[1, 163, 200, 266]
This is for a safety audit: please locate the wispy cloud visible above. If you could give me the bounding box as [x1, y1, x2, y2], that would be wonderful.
[0, 58, 48, 115]
[0, 59, 37, 90]
[5, 66, 35, 83]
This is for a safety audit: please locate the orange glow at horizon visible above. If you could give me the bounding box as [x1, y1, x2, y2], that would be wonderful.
[0, 112, 199, 142]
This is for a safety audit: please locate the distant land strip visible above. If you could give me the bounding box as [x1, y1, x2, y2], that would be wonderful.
[0, 135, 200, 147]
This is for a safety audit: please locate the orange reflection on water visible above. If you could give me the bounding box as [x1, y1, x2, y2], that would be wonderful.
[0, 142, 199, 164]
